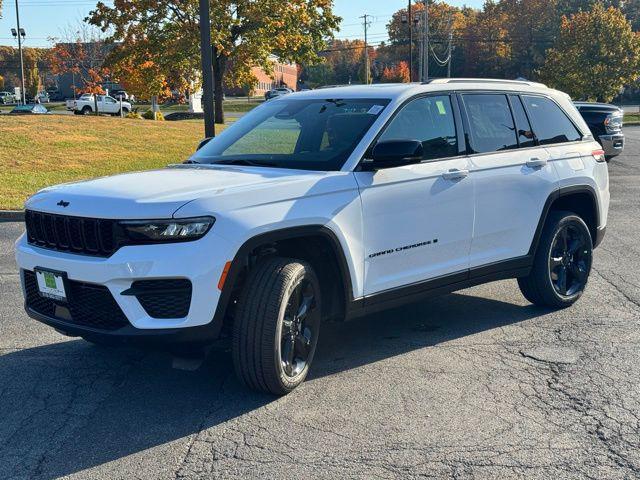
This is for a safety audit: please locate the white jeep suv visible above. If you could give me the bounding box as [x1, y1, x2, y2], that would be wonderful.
[16, 79, 609, 395]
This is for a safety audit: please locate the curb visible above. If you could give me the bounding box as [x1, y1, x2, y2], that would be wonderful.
[0, 210, 25, 222]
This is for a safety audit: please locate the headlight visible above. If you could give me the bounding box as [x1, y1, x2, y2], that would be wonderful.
[118, 217, 215, 244]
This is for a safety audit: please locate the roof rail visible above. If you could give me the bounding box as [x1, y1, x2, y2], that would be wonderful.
[425, 78, 547, 88]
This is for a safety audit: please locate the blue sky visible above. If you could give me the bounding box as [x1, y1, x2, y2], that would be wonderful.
[0, 0, 483, 48]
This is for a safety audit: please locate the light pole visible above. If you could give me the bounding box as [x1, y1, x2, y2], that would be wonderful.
[198, 0, 215, 138]
[11, 0, 26, 104]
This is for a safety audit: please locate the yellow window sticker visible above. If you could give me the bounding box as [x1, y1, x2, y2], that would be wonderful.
[436, 100, 447, 115]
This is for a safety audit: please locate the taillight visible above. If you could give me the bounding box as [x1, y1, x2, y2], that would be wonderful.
[592, 149, 606, 162]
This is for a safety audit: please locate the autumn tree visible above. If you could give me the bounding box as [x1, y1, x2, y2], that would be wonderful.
[301, 62, 335, 88]
[0, 75, 4, 90]
[540, 4, 640, 102]
[381, 61, 410, 83]
[382, 1, 468, 79]
[48, 25, 108, 114]
[89, 0, 340, 124]
[106, 46, 171, 102]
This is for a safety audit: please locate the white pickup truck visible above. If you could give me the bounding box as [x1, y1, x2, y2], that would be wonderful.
[66, 94, 132, 115]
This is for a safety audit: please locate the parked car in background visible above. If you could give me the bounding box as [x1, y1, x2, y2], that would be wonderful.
[0, 91, 16, 104]
[265, 87, 293, 100]
[67, 94, 132, 115]
[112, 90, 135, 103]
[575, 102, 624, 160]
[46, 89, 64, 102]
[34, 92, 50, 104]
[10, 104, 48, 115]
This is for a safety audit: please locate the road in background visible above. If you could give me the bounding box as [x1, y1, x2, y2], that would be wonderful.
[0, 130, 639, 479]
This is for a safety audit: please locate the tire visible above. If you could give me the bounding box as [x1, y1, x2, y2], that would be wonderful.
[121, 107, 129, 115]
[232, 257, 322, 395]
[518, 211, 593, 309]
[81, 106, 92, 115]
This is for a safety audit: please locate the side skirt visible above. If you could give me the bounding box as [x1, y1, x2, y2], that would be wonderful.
[346, 256, 532, 320]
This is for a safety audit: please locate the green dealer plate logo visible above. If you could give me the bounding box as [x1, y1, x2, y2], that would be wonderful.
[44, 272, 57, 289]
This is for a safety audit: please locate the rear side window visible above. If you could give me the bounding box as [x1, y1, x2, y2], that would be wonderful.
[462, 94, 518, 154]
[378, 95, 458, 161]
[522, 95, 582, 145]
[509, 95, 536, 148]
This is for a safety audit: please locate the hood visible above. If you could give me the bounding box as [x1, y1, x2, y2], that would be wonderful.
[25, 165, 336, 219]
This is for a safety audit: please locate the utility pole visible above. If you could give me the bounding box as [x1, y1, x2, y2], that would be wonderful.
[418, 14, 423, 82]
[423, 0, 429, 82]
[198, 0, 215, 138]
[408, 0, 413, 82]
[447, 30, 453, 78]
[360, 14, 371, 85]
[14, 0, 26, 104]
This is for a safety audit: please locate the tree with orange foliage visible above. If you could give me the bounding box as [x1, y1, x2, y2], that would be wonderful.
[105, 45, 172, 103]
[48, 25, 108, 115]
[381, 61, 410, 83]
[89, 0, 340, 124]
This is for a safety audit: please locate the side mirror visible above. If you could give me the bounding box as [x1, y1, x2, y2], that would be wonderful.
[364, 140, 424, 170]
[196, 137, 213, 151]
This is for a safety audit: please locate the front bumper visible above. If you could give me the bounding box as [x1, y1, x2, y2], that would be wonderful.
[599, 133, 624, 157]
[15, 231, 236, 340]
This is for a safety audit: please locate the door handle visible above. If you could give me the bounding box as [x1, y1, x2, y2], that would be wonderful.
[442, 169, 469, 181]
[526, 157, 548, 168]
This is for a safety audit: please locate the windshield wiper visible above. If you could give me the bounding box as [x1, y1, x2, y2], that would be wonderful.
[215, 159, 277, 167]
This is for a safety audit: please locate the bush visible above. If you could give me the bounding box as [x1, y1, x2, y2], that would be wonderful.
[126, 111, 143, 120]
[142, 110, 165, 121]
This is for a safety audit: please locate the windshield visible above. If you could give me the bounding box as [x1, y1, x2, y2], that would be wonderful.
[191, 98, 390, 171]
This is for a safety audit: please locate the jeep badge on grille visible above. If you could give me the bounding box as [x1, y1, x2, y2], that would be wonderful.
[57, 200, 70, 208]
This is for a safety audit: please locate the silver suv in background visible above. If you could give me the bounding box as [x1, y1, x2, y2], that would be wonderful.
[575, 102, 624, 160]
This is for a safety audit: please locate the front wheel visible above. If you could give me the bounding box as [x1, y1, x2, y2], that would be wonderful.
[518, 211, 593, 308]
[232, 257, 321, 395]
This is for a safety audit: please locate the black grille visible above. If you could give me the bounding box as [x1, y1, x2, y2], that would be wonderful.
[24, 270, 130, 331]
[127, 279, 192, 319]
[25, 210, 117, 257]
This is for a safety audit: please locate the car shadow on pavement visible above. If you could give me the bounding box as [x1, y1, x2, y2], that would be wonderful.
[0, 287, 549, 479]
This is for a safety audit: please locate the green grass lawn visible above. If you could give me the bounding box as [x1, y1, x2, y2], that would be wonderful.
[624, 112, 640, 123]
[0, 115, 226, 210]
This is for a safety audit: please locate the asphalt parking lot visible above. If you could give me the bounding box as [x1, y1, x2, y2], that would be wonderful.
[1, 129, 639, 480]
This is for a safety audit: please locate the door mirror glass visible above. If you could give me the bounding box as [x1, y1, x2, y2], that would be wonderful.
[366, 140, 424, 170]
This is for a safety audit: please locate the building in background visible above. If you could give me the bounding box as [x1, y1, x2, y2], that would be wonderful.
[225, 55, 297, 97]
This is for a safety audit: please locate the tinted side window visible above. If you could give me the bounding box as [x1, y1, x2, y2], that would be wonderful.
[463, 94, 518, 153]
[522, 95, 582, 145]
[378, 95, 458, 161]
[509, 95, 536, 148]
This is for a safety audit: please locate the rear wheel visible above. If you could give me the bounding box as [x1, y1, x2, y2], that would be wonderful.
[232, 257, 321, 395]
[518, 211, 593, 308]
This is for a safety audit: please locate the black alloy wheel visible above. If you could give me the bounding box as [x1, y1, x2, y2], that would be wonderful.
[280, 278, 320, 378]
[548, 224, 591, 297]
[518, 211, 593, 308]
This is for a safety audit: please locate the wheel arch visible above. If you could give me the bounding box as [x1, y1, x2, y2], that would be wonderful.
[529, 185, 600, 256]
[213, 225, 356, 334]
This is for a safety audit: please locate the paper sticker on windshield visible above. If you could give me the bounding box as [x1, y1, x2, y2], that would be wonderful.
[436, 101, 447, 115]
[367, 105, 385, 115]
